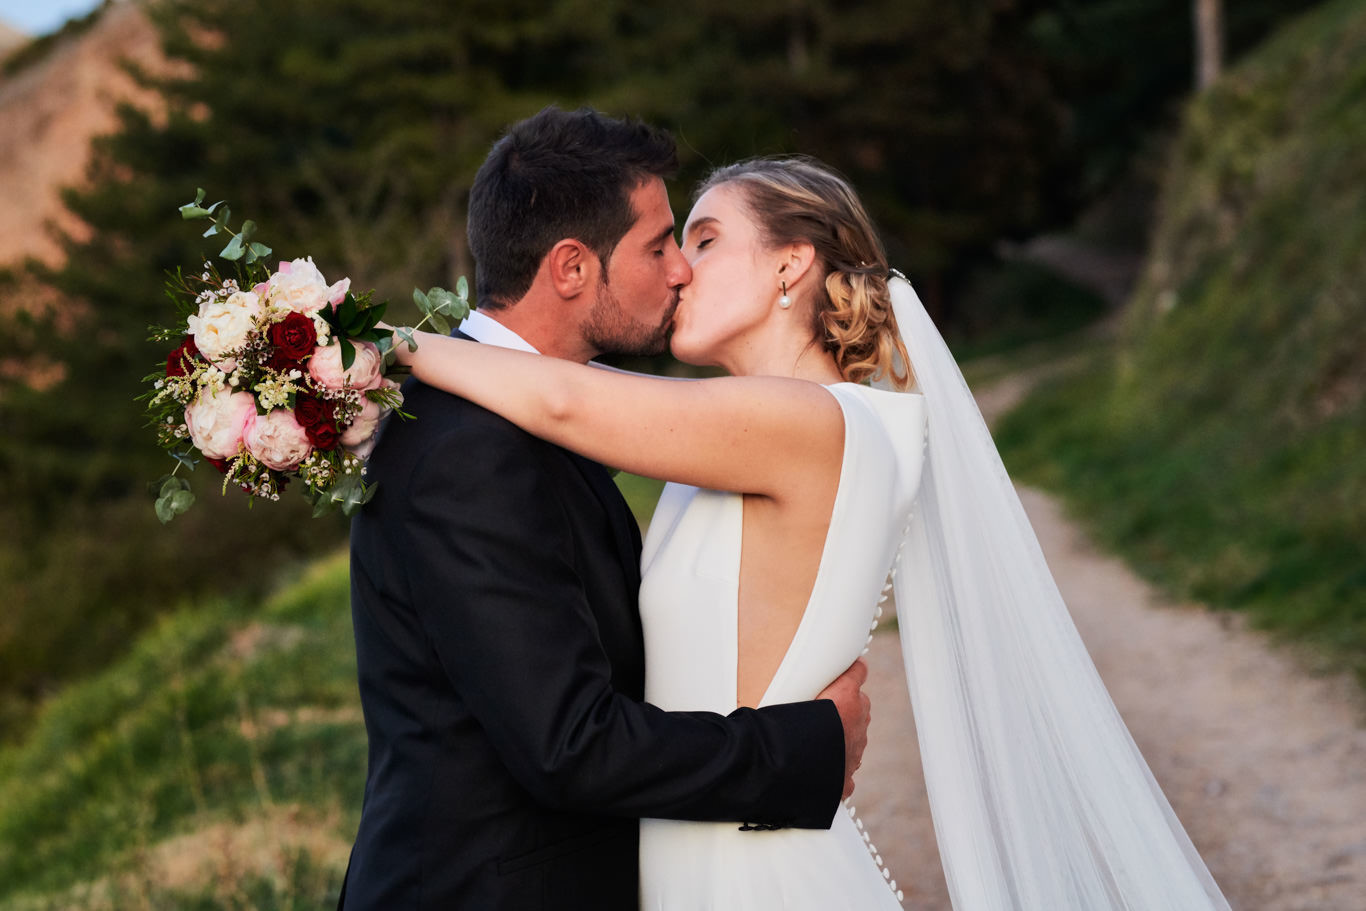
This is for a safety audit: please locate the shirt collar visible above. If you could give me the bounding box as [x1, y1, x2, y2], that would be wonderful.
[459, 309, 540, 354]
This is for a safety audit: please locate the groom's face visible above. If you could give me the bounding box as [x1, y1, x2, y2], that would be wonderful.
[582, 177, 692, 358]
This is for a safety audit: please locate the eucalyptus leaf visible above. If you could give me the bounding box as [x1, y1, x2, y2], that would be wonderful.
[194, 187, 206, 205]
[169, 489, 195, 512]
[171, 450, 198, 470]
[240, 220, 256, 242]
[202, 224, 219, 237]
[456, 275, 469, 300]
[220, 234, 245, 261]
[155, 496, 176, 524]
[429, 312, 451, 336]
[395, 327, 417, 352]
[249, 242, 272, 259]
[179, 205, 210, 220]
[340, 481, 376, 516]
[413, 289, 431, 316]
[160, 475, 192, 498]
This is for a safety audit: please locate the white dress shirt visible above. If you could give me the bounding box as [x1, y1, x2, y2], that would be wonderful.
[459, 309, 540, 354]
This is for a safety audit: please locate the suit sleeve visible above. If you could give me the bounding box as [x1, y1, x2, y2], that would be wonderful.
[400, 420, 845, 828]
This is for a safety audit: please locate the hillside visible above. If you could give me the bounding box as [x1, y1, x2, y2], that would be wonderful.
[0, 0, 163, 269]
[0, 21, 25, 59]
[0, 554, 361, 908]
[997, 0, 1366, 682]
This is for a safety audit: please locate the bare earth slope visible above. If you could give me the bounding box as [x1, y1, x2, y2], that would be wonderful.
[0, 1, 162, 268]
[855, 376, 1366, 911]
[0, 21, 27, 59]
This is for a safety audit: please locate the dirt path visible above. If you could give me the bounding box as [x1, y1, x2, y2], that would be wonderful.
[853, 373, 1366, 911]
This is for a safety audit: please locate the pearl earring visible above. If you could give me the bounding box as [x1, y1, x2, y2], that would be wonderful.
[778, 280, 792, 309]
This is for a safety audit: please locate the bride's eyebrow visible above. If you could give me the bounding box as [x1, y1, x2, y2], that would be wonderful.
[683, 216, 719, 239]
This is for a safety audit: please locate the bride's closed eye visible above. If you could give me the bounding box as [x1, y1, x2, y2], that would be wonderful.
[695, 237, 714, 250]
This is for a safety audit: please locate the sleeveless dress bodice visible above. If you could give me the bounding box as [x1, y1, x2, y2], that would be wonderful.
[637, 383, 928, 910]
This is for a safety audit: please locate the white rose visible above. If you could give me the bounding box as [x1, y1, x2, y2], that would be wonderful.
[244, 408, 312, 471]
[308, 340, 383, 391]
[187, 290, 262, 370]
[266, 257, 350, 315]
[184, 385, 256, 460]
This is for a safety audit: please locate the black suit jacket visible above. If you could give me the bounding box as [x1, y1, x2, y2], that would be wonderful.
[340, 334, 844, 910]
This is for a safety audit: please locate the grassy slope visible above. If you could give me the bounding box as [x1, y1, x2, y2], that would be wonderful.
[0, 554, 362, 909]
[0, 468, 665, 910]
[996, 0, 1366, 682]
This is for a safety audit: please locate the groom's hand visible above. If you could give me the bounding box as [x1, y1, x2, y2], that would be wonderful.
[817, 658, 871, 800]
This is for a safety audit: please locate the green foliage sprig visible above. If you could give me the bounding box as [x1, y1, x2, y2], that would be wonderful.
[179, 187, 273, 265]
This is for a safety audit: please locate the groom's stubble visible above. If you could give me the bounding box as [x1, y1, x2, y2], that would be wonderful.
[581, 275, 679, 358]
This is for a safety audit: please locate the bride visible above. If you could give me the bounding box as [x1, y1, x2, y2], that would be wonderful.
[392, 157, 1230, 910]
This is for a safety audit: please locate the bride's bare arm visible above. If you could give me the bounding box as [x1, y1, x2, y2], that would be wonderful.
[396, 330, 843, 499]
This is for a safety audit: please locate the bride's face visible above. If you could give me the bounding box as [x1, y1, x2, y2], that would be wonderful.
[672, 184, 778, 368]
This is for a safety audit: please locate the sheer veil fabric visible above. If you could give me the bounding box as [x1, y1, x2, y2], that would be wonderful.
[878, 274, 1230, 909]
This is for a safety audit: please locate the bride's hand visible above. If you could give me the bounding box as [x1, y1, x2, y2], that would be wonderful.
[378, 323, 421, 365]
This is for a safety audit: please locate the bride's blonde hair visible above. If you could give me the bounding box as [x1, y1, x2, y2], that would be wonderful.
[696, 157, 911, 390]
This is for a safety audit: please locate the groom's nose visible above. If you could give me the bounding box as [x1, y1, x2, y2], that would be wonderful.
[666, 241, 692, 289]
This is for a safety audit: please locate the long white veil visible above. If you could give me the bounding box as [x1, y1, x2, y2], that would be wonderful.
[876, 274, 1229, 909]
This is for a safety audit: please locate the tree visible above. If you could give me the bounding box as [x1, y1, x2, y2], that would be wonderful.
[1195, 0, 1224, 90]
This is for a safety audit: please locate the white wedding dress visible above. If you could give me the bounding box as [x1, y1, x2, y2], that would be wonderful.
[637, 382, 927, 911]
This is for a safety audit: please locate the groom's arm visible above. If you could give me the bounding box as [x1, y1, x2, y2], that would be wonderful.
[403, 417, 845, 828]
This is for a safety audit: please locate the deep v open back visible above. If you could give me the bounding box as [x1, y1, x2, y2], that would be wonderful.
[636, 382, 927, 910]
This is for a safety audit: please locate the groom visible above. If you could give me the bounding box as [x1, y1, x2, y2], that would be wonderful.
[340, 106, 869, 909]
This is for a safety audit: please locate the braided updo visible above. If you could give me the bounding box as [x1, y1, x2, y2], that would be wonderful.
[695, 157, 911, 390]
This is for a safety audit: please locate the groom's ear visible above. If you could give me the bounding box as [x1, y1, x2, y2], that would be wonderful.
[545, 238, 599, 300]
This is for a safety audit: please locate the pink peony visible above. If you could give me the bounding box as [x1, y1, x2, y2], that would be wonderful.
[263, 257, 350, 315]
[308, 340, 383, 391]
[244, 408, 312, 471]
[340, 397, 384, 449]
[184, 385, 256, 460]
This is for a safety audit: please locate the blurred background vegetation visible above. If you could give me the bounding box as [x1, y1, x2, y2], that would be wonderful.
[0, 0, 1361, 905]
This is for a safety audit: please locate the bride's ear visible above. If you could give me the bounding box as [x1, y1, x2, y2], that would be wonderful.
[776, 242, 818, 289]
[545, 239, 598, 300]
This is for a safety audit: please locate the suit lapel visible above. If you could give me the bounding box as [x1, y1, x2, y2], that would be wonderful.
[565, 452, 643, 593]
[459, 330, 642, 590]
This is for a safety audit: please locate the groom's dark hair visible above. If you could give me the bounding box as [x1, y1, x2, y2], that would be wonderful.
[467, 105, 678, 310]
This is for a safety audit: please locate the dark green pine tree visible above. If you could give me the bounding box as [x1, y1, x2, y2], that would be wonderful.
[0, 0, 621, 726]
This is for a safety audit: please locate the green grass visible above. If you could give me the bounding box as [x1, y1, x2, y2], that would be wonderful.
[996, 0, 1366, 686]
[0, 553, 363, 909]
[0, 471, 674, 908]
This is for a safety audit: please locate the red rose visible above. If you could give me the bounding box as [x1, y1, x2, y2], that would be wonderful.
[294, 395, 341, 450]
[206, 456, 230, 474]
[268, 312, 318, 362]
[166, 335, 201, 378]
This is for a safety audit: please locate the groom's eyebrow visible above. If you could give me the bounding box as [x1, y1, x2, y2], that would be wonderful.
[645, 223, 676, 249]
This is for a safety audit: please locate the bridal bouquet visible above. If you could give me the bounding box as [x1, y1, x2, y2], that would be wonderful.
[142, 190, 469, 523]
